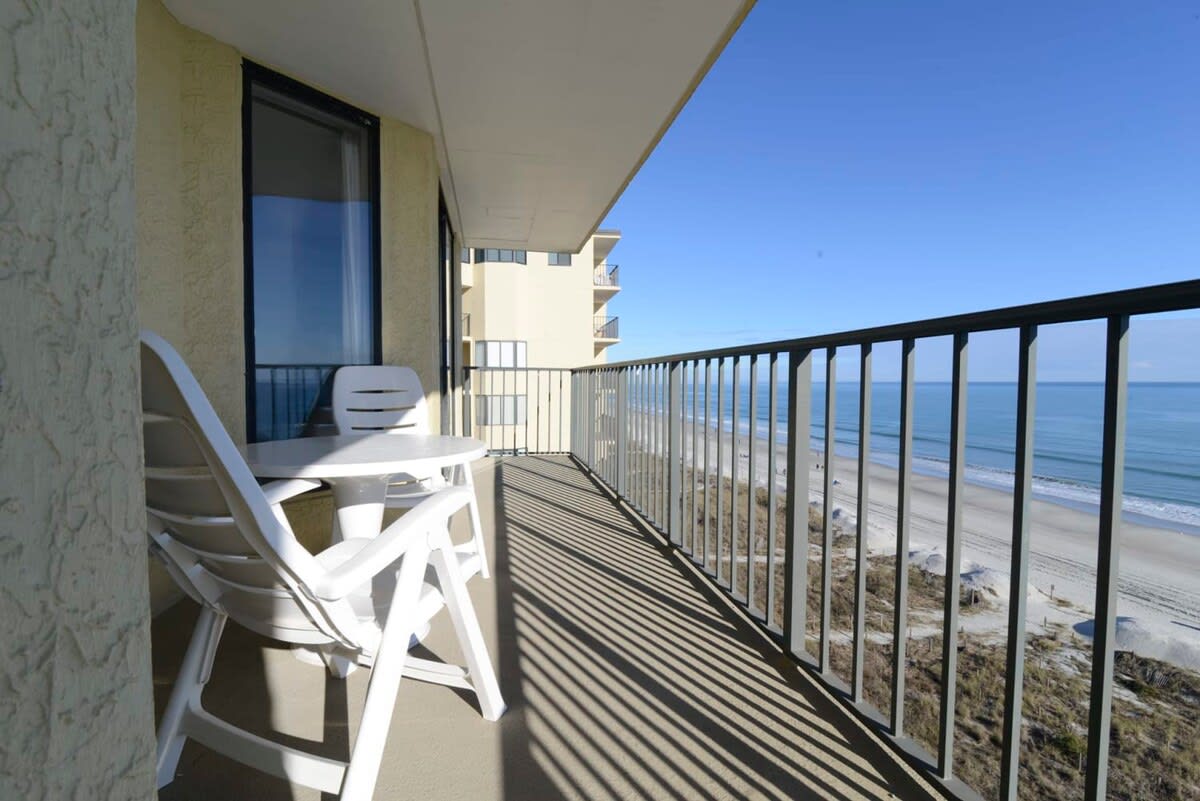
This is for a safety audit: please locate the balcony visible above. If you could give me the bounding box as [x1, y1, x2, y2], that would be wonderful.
[593, 263, 620, 303]
[594, 315, 620, 346]
[160, 276, 1200, 801]
[152, 453, 936, 800]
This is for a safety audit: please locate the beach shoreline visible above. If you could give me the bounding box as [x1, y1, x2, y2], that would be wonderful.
[631, 411, 1200, 671]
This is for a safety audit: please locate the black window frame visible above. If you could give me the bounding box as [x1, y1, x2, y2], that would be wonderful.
[241, 60, 383, 442]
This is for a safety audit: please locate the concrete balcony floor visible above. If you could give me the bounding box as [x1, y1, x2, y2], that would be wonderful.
[153, 455, 937, 800]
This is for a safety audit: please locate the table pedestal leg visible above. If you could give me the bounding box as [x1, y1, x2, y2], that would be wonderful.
[329, 476, 389, 544]
[299, 475, 390, 675]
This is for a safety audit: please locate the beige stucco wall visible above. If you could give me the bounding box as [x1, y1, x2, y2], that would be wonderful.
[136, 0, 244, 442]
[0, 0, 158, 797]
[134, 0, 444, 610]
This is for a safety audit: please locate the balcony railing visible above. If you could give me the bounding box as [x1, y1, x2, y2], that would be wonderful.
[463, 366, 573, 455]
[462, 312, 471, 338]
[568, 279, 1200, 801]
[594, 315, 619, 339]
[251, 363, 339, 442]
[594, 264, 620, 287]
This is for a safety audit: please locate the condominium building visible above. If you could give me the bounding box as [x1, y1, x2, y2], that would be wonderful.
[460, 230, 621, 371]
[458, 231, 621, 448]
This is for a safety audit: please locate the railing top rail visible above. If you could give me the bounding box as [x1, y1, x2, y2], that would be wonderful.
[576, 279, 1200, 370]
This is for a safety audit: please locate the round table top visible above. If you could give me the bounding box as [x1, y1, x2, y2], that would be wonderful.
[239, 434, 487, 480]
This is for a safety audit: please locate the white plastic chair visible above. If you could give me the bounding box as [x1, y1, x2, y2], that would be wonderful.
[332, 365, 490, 579]
[141, 331, 505, 801]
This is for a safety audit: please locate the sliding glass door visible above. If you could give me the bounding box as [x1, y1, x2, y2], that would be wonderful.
[242, 62, 381, 442]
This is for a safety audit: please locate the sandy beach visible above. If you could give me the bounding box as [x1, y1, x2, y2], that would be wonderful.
[637, 414, 1200, 672]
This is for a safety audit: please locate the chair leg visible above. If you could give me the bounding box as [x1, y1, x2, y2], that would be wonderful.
[156, 607, 226, 788]
[321, 648, 358, 679]
[338, 540, 429, 801]
[429, 534, 506, 721]
[459, 463, 490, 579]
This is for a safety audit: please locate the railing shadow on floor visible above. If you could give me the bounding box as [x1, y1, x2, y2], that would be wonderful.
[492, 454, 935, 801]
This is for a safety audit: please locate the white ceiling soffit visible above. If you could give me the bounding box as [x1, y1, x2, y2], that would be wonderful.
[163, 0, 754, 252]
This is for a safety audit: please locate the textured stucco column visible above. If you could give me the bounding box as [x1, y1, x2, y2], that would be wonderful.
[0, 1, 158, 798]
[380, 118, 443, 432]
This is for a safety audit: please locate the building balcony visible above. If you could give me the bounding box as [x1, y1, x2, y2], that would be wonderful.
[593, 263, 620, 296]
[594, 315, 619, 346]
[152, 454, 935, 801]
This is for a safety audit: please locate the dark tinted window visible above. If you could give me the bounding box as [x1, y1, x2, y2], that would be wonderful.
[244, 64, 380, 442]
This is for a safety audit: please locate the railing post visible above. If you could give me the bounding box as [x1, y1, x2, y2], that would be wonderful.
[570, 371, 578, 459]
[587, 371, 596, 469]
[668, 360, 683, 546]
[1000, 324, 1037, 800]
[716, 359, 726, 584]
[784, 349, 813, 657]
[890, 337, 915, 737]
[730, 356, 741, 594]
[820, 348, 837, 674]
[463, 368, 473, 438]
[1085, 314, 1129, 801]
[617, 368, 628, 497]
[938, 331, 968, 780]
[852, 343, 872, 703]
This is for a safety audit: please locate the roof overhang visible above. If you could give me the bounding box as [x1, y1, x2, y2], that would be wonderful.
[163, 0, 753, 252]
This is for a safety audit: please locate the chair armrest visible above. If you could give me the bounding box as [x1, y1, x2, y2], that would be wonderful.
[260, 478, 323, 506]
[310, 486, 473, 600]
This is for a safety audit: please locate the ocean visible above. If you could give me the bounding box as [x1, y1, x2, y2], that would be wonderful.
[684, 380, 1200, 535]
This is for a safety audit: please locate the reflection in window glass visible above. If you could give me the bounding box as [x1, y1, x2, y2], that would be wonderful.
[246, 68, 379, 442]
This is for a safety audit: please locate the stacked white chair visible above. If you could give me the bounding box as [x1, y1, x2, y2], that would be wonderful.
[332, 365, 490, 579]
[142, 331, 504, 801]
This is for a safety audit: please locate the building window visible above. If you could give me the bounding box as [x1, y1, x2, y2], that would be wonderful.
[243, 61, 380, 443]
[474, 248, 527, 264]
[547, 252, 573, 266]
[475, 340, 527, 368]
[476, 395, 527, 426]
[461, 246, 472, 264]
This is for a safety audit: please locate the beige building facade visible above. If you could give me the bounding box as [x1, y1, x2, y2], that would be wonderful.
[458, 233, 621, 452]
[461, 230, 621, 370]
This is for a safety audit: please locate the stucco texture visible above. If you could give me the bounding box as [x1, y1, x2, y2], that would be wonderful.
[136, 0, 244, 441]
[0, 0, 157, 798]
[380, 118, 443, 430]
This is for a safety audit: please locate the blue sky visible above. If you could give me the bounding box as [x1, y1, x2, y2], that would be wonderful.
[602, 2, 1199, 379]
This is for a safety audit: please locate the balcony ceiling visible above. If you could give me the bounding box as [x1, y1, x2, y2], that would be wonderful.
[162, 0, 754, 252]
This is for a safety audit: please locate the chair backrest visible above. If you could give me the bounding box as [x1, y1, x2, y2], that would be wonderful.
[140, 331, 358, 646]
[332, 365, 430, 436]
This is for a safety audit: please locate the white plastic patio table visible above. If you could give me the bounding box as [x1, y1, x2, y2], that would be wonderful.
[239, 434, 487, 541]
